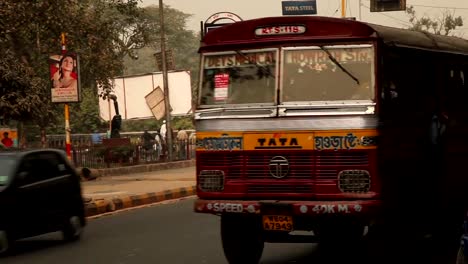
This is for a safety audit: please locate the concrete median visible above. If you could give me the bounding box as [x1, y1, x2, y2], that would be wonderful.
[84, 186, 197, 217]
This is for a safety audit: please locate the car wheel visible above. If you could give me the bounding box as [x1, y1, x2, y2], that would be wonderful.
[0, 230, 10, 256]
[62, 216, 83, 242]
[221, 215, 264, 264]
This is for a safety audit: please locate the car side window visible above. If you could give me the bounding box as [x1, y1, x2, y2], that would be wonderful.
[16, 152, 72, 186]
[16, 155, 39, 186]
[45, 152, 73, 177]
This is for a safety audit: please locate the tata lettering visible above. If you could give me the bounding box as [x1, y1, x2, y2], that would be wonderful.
[255, 137, 302, 149]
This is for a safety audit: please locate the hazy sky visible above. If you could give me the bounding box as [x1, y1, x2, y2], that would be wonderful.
[141, 0, 468, 37]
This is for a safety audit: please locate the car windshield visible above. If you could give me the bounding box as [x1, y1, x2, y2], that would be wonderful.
[0, 156, 15, 185]
[199, 49, 277, 106]
[282, 45, 375, 102]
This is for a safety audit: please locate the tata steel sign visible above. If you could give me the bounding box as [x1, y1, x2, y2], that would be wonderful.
[282, 0, 317, 16]
[370, 0, 406, 12]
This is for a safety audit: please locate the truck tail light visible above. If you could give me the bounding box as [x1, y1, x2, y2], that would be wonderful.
[198, 170, 225, 192]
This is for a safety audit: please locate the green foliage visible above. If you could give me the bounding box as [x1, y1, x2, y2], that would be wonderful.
[46, 88, 106, 134]
[406, 5, 463, 36]
[120, 116, 194, 132]
[70, 88, 106, 133]
[122, 5, 200, 106]
[0, 0, 151, 126]
[1, 1, 198, 143]
[121, 119, 161, 132]
[172, 116, 194, 130]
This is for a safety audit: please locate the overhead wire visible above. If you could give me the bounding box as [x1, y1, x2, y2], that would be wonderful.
[360, 0, 468, 10]
[409, 4, 468, 10]
[355, 0, 467, 34]
[331, 0, 340, 17]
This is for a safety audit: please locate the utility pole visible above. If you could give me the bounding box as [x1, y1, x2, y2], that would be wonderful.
[341, 0, 346, 18]
[61, 33, 72, 160]
[159, 0, 173, 161]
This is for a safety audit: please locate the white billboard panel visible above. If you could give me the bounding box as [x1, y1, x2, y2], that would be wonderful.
[99, 70, 192, 120]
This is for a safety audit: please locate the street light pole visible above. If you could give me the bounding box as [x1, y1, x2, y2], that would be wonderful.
[61, 32, 72, 160]
[341, 0, 346, 18]
[159, 0, 173, 161]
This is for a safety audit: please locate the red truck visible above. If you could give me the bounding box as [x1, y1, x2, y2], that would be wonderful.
[194, 16, 468, 263]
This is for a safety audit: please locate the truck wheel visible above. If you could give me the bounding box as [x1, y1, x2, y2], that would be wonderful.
[221, 215, 264, 264]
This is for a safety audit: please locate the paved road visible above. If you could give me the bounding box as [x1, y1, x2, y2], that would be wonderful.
[0, 198, 460, 264]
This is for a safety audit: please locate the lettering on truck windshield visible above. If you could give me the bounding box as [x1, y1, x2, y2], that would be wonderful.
[199, 45, 375, 106]
[283, 46, 374, 102]
[200, 50, 277, 105]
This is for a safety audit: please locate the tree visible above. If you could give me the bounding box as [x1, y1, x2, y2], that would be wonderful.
[0, 0, 155, 144]
[0, 1, 198, 146]
[47, 88, 106, 135]
[120, 5, 199, 132]
[123, 5, 199, 77]
[406, 5, 463, 36]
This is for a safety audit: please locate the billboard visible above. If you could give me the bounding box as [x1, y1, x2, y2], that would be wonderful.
[370, 0, 406, 12]
[0, 128, 18, 149]
[282, 1, 317, 16]
[49, 52, 81, 103]
[98, 70, 192, 121]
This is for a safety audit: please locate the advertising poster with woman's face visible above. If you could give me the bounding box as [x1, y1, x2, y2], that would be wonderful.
[49, 52, 81, 103]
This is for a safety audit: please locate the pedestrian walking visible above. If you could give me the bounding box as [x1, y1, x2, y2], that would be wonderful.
[177, 129, 188, 160]
[141, 130, 154, 161]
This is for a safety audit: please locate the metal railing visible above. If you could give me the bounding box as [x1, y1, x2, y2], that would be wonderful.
[2, 139, 196, 169]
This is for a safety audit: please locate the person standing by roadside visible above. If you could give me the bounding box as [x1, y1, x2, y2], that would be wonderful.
[160, 120, 167, 141]
[153, 132, 163, 161]
[141, 130, 154, 161]
[177, 129, 188, 160]
[159, 120, 168, 159]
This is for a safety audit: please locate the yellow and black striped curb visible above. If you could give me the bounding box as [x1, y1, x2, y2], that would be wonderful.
[85, 186, 196, 217]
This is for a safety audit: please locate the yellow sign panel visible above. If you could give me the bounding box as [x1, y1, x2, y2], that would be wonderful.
[314, 130, 378, 150]
[196, 130, 378, 151]
[196, 132, 243, 151]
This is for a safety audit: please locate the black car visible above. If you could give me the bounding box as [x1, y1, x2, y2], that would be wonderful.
[0, 149, 86, 254]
